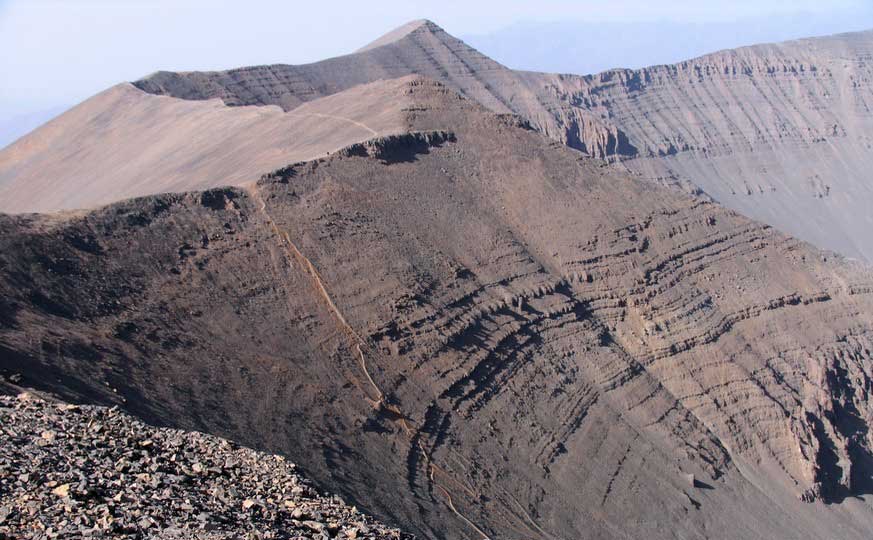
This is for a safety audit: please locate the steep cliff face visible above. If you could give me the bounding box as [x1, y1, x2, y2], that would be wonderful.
[2, 80, 873, 539]
[539, 31, 873, 261]
[546, 40, 862, 157]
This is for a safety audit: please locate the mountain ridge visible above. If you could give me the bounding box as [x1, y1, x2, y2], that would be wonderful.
[563, 26, 873, 77]
[0, 77, 422, 213]
[2, 77, 873, 539]
[122, 20, 873, 262]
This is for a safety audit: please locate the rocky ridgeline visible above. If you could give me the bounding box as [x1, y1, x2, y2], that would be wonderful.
[125, 21, 873, 261]
[338, 131, 457, 164]
[0, 393, 410, 540]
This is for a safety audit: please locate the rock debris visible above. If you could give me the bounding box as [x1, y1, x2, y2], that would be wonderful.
[0, 393, 411, 540]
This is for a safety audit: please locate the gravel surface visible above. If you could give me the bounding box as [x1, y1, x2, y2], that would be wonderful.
[0, 393, 411, 539]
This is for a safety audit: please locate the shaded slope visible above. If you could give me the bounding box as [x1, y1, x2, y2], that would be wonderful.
[2, 79, 873, 539]
[0, 78, 411, 213]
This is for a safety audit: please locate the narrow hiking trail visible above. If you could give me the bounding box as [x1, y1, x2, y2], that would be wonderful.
[246, 184, 494, 540]
[287, 111, 379, 137]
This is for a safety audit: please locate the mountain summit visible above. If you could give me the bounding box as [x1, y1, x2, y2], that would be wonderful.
[356, 18, 439, 52]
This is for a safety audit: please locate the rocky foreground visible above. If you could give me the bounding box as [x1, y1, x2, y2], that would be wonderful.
[0, 393, 410, 539]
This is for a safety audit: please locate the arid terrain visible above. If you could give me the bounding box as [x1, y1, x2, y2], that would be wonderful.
[3, 21, 873, 262]
[2, 73, 873, 538]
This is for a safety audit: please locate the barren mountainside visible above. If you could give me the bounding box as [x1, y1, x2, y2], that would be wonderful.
[0, 78, 413, 213]
[588, 31, 873, 262]
[5, 19, 871, 263]
[132, 22, 873, 262]
[2, 79, 873, 539]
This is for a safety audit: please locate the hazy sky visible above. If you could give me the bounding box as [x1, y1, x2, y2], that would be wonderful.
[2, 0, 873, 118]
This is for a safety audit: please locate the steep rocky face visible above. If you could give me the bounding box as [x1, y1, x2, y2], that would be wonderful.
[541, 30, 873, 262]
[2, 80, 873, 539]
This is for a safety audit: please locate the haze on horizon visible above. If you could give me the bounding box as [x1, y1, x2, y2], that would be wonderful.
[2, 0, 873, 147]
